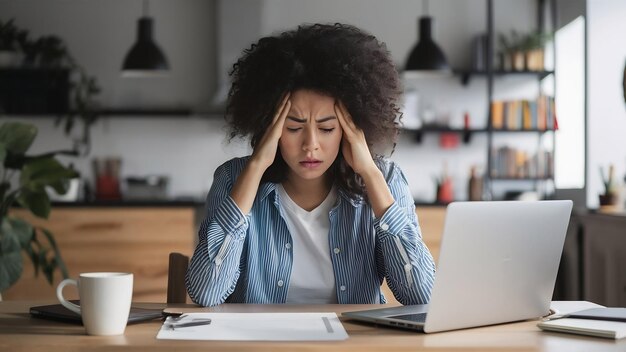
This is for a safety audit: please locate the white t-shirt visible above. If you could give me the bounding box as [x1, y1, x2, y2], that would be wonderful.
[277, 184, 338, 304]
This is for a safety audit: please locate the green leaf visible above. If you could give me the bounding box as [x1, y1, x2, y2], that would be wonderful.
[3, 216, 34, 249]
[3, 152, 26, 170]
[17, 189, 51, 219]
[64, 117, 74, 135]
[20, 157, 78, 191]
[0, 221, 24, 292]
[40, 227, 68, 280]
[29, 233, 43, 277]
[0, 142, 6, 165]
[25, 241, 40, 276]
[0, 182, 9, 202]
[28, 224, 70, 285]
[0, 122, 38, 155]
[38, 249, 49, 281]
[48, 179, 70, 194]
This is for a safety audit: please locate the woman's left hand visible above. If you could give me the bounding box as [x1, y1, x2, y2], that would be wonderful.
[335, 101, 377, 176]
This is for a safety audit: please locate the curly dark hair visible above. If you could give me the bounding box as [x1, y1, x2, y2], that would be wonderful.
[226, 23, 402, 196]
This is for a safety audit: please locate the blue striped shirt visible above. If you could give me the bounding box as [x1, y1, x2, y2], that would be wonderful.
[186, 156, 436, 306]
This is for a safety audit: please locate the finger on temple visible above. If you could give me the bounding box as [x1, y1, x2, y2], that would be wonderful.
[335, 103, 356, 137]
[277, 100, 291, 125]
[339, 102, 356, 128]
[272, 92, 291, 123]
[334, 103, 347, 126]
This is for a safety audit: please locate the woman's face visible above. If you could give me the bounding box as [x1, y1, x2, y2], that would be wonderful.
[279, 89, 343, 184]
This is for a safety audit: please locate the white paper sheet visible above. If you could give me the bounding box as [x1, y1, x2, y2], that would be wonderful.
[156, 312, 348, 341]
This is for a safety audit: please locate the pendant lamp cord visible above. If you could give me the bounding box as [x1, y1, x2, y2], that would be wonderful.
[423, 0, 429, 16]
[142, 0, 149, 17]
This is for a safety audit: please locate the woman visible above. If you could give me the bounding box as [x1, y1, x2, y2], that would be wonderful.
[186, 23, 435, 306]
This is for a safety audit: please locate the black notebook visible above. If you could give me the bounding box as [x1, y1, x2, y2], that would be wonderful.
[30, 301, 163, 325]
[567, 308, 626, 323]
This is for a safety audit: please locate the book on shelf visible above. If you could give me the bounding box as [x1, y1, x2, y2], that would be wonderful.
[490, 146, 553, 179]
[490, 95, 556, 131]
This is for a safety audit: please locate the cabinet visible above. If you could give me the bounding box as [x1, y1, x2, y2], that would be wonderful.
[0, 68, 198, 118]
[552, 211, 626, 306]
[415, 206, 446, 263]
[580, 213, 626, 306]
[4, 206, 196, 302]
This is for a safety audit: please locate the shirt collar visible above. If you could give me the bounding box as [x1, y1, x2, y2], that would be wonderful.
[259, 182, 364, 208]
[259, 182, 277, 202]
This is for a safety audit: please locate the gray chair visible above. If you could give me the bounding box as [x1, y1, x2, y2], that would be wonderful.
[167, 252, 189, 304]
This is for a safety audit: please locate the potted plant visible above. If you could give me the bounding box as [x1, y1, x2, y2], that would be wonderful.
[498, 30, 526, 71]
[0, 18, 23, 67]
[522, 31, 552, 71]
[0, 122, 78, 298]
[598, 164, 616, 207]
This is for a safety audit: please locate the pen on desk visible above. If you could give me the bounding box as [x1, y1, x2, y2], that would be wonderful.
[166, 319, 212, 329]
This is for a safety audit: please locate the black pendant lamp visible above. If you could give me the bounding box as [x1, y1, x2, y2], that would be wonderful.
[405, 0, 450, 72]
[122, 0, 169, 75]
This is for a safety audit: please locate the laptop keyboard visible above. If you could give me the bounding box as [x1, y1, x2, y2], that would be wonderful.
[390, 313, 427, 323]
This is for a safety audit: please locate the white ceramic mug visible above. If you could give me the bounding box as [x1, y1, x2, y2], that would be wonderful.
[56, 272, 133, 336]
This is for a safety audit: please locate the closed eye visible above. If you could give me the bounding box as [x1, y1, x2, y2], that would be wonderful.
[286, 127, 302, 132]
[320, 128, 335, 133]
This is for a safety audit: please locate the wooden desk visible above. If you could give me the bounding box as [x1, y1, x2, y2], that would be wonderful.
[1, 301, 624, 351]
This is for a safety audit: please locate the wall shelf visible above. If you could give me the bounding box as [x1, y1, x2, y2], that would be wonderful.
[0, 68, 70, 114]
[403, 127, 488, 144]
[455, 69, 555, 85]
[490, 176, 553, 181]
[99, 106, 227, 117]
[404, 127, 554, 144]
[405, 127, 488, 133]
[491, 129, 555, 133]
[98, 108, 193, 116]
[2, 108, 229, 118]
[402, 69, 554, 86]
[402, 0, 557, 201]
[482, 0, 557, 200]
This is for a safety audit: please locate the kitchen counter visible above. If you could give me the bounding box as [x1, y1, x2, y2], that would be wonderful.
[50, 199, 441, 208]
[6, 204, 198, 302]
[589, 207, 626, 217]
[50, 199, 205, 207]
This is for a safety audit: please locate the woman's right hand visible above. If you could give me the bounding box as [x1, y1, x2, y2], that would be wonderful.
[250, 92, 291, 170]
[231, 93, 290, 214]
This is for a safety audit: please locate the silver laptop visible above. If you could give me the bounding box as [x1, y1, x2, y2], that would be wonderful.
[343, 200, 573, 333]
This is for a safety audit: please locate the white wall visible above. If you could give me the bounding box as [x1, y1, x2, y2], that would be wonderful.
[7, 116, 251, 199]
[587, 0, 626, 208]
[1, 0, 540, 201]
